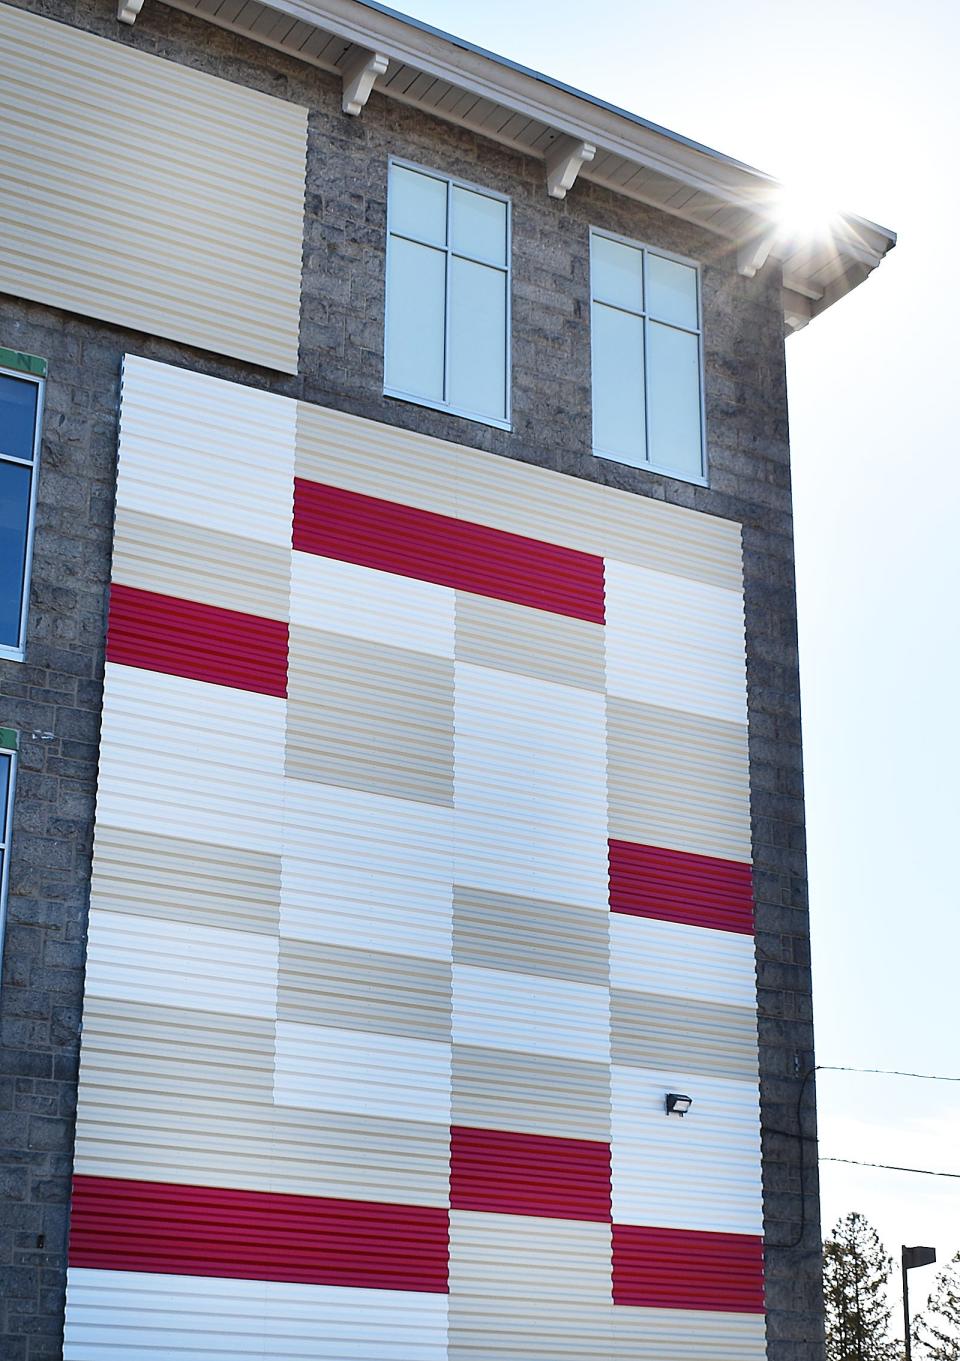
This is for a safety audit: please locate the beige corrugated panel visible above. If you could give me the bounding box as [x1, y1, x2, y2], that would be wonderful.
[449, 1211, 613, 1359]
[611, 991, 758, 1080]
[611, 1307, 767, 1359]
[455, 592, 605, 691]
[278, 939, 452, 1042]
[74, 999, 450, 1205]
[0, 6, 306, 371]
[453, 886, 609, 986]
[607, 697, 752, 862]
[452, 1045, 611, 1142]
[90, 825, 280, 935]
[286, 627, 455, 805]
[296, 403, 742, 589]
[112, 509, 291, 621]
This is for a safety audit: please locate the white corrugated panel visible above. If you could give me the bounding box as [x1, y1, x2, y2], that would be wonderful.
[453, 964, 610, 1064]
[274, 1021, 451, 1124]
[64, 1271, 449, 1359]
[610, 914, 756, 1007]
[611, 1065, 763, 1235]
[118, 357, 296, 547]
[96, 665, 286, 853]
[0, 6, 306, 372]
[292, 552, 455, 657]
[454, 664, 608, 908]
[84, 911, 279, 1018]
[604, 559, 748, 723]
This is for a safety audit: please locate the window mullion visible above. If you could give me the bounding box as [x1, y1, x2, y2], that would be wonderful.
[443, 184, 452, 405]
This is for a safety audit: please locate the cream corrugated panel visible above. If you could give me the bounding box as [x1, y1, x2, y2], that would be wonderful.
[117, 357, 297, 547]
[452, 1045, 611, 1142]
[96, 665, 286, 853]
[64, 1271, 449, 1359]
[611, 1065, 763, 1235]
[604, 559, 747, 723]
[449, 1211, 613, 1360]
[295, 402, 742, 589]
[454, 664, 608, 907]
[607, 697, 752, 862]
[453, 886, 610, 986]
[281, 779, 453, 960]
[611, 1307, 767, 1360]
[611, 991, 758, 1080]
[0, 7, 306, 371]
[74, 999, 450, 1204]
[274, 1020, 451, 1124]
[453, 965, 609, 1064]
[455, 592, 605, 692]
[610, 914, 756, 1008]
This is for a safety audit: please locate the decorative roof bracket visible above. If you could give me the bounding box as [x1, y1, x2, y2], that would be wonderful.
[117, 0, 145, 23]
[737, 227, 779, 279]
[341, 47, 389, 116]
[545, 135, 596, 199]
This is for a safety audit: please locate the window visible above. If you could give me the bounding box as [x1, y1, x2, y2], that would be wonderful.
[385, 161, 511, 429]
[0, 730, 16, 972]
[590, 230, 706, 483]
[0, 352, 44, 660]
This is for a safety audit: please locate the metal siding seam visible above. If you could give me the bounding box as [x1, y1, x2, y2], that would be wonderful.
[0, 6, 306, 371]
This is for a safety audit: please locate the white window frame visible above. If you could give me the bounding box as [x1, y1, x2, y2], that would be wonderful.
[589, 227, 708, 486]
[0, 734, 16, 981]
[384, 157, 513, 431]
[0, 361, 44, 662]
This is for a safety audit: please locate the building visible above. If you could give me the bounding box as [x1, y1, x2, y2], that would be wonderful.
[0, 0, 895, 1356]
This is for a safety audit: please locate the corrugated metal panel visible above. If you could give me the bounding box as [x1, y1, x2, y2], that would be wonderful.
[611, 1066, 763, 1235]
[607, 698, 752, 862]
[611, 991, 758, 1080]
[453, 885, 610, 986]
[0, 7, 306, 372]
[604, 559, 747, 724]
[452, 1045, 611, 1143]
[612, 1306, 767, 1360]
[455, 591, 605, 692]
[608, 839, 755, 933]
[452, 964, 609, 1064]
[286, 626, 455, 805]
[65, 1271, 450, 1360]
[274, 1021, 451, 1124]
[296, 402, 743, 590]
[450, 1126, 611, 1222]
[612, 1223, 763, 1313]
[278, 939, 451, 1041]
[610, 914, 756, 1008]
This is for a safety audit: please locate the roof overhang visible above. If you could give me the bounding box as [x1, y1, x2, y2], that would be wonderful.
[151, 0, 896, 331]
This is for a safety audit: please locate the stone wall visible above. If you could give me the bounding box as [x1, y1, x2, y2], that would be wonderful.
[0, 0, 823, 1355]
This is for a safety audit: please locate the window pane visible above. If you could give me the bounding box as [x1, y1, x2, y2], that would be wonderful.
[647, 321, 703, 479]
[0, 460, 32, 648]
[0, 753, 10, 836]
[591, 235, 643, 314]
[0, 374, 39, 462]
[451, 186, 507, 266]
[448, 257, 507, 421]
[647, 253, 699, 330]
[385, 236, 446, 402]
[591, 301, 645, 465]
[389, 165, 447, 247]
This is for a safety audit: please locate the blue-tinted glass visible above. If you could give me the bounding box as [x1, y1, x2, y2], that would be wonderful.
[0, 374, 39, 462]
[0, 461, 32, 648]
[0, 753, 10, 836]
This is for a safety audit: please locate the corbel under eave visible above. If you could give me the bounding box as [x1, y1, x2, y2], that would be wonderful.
[545, 136, 596, 200]
[341, 47, 390, 116]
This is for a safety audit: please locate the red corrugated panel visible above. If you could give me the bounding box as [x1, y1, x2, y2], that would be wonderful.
[69, 1176, 448, 1293]
[608, 839, 754, 935]
[107, 583, 288, 697]
[293, 479, 606, 624]
[613, 1223, 764, 1312]
[450, 1126, 611, 1222]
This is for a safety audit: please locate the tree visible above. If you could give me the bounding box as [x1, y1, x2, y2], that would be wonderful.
[914, 1251, 960, 1360]
[823, 1212, 899, 1360]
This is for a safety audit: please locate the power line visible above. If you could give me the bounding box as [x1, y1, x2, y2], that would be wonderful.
[821, 1156, 960, 1180]
[818, 1065, 960, 1083]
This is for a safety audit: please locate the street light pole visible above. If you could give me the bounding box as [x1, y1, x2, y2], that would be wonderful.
[902, 1244, 937, 1361]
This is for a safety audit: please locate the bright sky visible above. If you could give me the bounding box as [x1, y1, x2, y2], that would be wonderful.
[394, 0, 960, 1320]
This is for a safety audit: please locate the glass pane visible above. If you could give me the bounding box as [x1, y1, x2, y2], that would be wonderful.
[647, 253, 699, 330]
[448, 257, 507, 421]
[591, 234, 643, 314]
[0, 374, 39, 462]
[647, 321, 703, 479]
[389, 165, 447, 247]
[591, 302, 645, 465]
[0, 753, 10, 837]
[384, 236, 446, 403]
[0, 460, 32, 649]
[451, 186, 507, 266]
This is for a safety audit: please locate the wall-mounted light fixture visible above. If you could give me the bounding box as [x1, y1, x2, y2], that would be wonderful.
[665, 1093, 692, 1117]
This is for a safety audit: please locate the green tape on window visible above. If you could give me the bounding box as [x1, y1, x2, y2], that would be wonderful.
[0, 728, 19, 752]
[0, 348, 47, 378]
